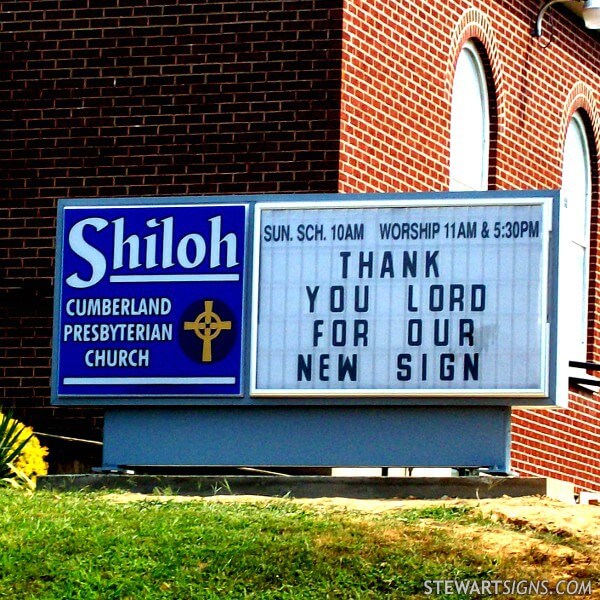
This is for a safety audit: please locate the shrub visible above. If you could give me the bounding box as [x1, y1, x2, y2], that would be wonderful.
[0, 410, 49, 485]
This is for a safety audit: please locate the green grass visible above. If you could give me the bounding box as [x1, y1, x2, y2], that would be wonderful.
[0, 490, 597, 599]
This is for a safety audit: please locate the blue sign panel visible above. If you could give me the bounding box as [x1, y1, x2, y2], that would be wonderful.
[54, 201, 247, 399]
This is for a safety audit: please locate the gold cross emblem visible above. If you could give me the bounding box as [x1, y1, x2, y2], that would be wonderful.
[183, 300, 232, 362]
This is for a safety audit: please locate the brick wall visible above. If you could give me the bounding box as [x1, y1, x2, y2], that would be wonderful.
[1, 0, 343, 470]
[511, 393, 600, 491]
[3, 0, 600, 486]
[338, 0, 600, 490]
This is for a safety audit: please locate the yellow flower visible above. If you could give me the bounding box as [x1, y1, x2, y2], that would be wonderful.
[0, 414, 49, 479]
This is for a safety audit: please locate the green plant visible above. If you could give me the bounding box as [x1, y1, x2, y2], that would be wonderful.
[0, 410, 48, 488]
[1, 468, 35, 491]
[0, 410, 31, 480]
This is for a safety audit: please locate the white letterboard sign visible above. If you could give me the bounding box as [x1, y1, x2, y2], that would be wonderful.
[251, 197, 552, 398]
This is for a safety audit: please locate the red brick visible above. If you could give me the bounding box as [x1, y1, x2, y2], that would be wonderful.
[3, 0, 600, 486]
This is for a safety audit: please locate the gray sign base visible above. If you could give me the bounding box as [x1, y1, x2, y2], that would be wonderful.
[102, 406, 510, 471]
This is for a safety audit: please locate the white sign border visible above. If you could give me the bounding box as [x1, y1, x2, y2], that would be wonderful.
[250, 195, 554, 399]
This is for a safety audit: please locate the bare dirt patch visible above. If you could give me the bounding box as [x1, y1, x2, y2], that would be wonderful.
[104, 492, 600, 588]
[105, 492, 600, 542]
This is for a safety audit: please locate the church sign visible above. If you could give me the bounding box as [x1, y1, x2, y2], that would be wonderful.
[52, 192, 559, 407]
[53, 201, 247, 398]
[252, 198, 551, 398]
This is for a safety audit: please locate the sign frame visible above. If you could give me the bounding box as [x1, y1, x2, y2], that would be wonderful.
[250, 193, 558, 404]
[51, 197, 250, 404]
[51, 190, 562, 408]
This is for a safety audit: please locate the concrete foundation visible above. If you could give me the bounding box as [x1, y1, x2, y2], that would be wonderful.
[37, 474, 548, 499]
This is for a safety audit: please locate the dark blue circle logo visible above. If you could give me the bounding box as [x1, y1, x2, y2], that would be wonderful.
[179, 299, 236, 363]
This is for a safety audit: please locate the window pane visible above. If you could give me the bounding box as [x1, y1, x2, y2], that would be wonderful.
[561, 112, 591, 360]
[563, 117, 590, 247]
[449, 43, 489, 191]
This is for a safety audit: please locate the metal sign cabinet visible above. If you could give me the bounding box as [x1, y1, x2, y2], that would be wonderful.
[52, 191, 561, 471]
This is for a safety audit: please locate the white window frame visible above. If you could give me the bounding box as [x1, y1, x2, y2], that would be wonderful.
[449, 41, 490, 192]
[561, 111, 592, 362]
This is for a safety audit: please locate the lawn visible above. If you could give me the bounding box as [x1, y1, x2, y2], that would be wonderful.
[0, 489, 598, 599]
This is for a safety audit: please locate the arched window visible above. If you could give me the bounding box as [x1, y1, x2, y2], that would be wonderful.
[562, 111, 592, 361]
[449, 41, 490, 191]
